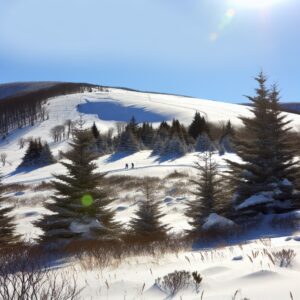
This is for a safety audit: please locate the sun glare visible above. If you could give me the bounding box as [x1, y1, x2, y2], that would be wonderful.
[230, 0, 284, 9]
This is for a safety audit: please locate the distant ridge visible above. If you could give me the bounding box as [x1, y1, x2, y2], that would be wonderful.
[0, 81, 97, 100]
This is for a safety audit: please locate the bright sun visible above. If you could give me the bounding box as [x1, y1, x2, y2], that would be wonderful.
[230, 0, 284, 9]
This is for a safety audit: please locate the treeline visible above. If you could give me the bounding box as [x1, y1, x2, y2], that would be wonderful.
[88, 115, 234, 157]
[0, 82, 99, 137]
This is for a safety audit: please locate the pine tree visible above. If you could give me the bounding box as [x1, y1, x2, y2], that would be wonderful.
[170, 119, 185, 141]
[19, 139, 55, 168]
[117, 129, 140, 153]
[226, 73, 300, 217]
[140, 122, 155, 149]
[0, 173, 17, 246]
[186, 152, 226, 233]
[188, 112, 207, 140]
[128, 179, 169, 241]
[161, 136, 187, 157]
[91, 122, 100, 140]
[157, 121, 171, 140]
[38, 142, 55, 165]
[195, 133, 213, 152]
[20, 140, 39, 167]
[127, 116, 139, 138]
[219, 121, 235, 155]
[152, 135, 165, 156]
[36, 129, 120, 244]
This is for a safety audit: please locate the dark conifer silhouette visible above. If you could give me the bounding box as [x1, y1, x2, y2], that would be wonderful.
[0, 173, 18, 246]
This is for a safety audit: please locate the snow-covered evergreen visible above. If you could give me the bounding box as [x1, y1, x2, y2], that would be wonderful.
[128, 179, 169, 241]
[227, 73, 300, 218]
[0, 173, 18, 245]
[195, 133, 213, 152]
[36, 128, 120, 244]
[186, 152, 229, 233]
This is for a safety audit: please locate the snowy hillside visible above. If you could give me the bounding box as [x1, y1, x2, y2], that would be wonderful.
[1, 87, 300, 181]
[1, 87, 300, 300]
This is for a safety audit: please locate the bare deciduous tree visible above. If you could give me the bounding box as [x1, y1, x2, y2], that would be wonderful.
[18, 138, 25, 149]
[0, 153, 7, 166]
[51, 125, 65, 143]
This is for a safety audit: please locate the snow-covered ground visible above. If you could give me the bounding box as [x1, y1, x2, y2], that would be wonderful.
[72, 235, 300, 300]
[1, 88, 300, 299]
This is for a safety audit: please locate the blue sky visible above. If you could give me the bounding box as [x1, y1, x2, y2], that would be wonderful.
[0, 0, 299, 103]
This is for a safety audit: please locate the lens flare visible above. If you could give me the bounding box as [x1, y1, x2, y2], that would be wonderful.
[81, 194, 93, 207]
[226, 8, 236, 18]
[210, 7, 236, 42]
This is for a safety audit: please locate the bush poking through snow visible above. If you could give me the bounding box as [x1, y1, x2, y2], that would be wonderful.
[232, 289, 250, 300]
[272, 249, 296, 268]
[155, 270, 191, 297]
[0, 269, 81, 300]
[0, 248, 82, 300]
[192, 271, 203, 293]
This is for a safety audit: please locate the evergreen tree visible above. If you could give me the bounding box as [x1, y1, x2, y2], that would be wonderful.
[127, 116, 139, 138]
[36, 129, 120, 244]
[0, 173, 17, 245]
[90, 123, 109, 154]
[19, 139, 55, 168]
[128, 179, 169, 241]
[188, 112, 207, 140]
[227, 73, 300, 216]
[38, 142, 55, 165]
[195, 133, 213, 152]
[170, 119, 185, 141]
[218, 121, 235, 155]
[161, 136, 187, 157]
[186, 152, 226, 233]
[140, 122, 155, 149]
[219, 135, 234, 155]
[91, 122, 100, 140]
[152, 135, 165, 156]
[117, 129, 140, 153]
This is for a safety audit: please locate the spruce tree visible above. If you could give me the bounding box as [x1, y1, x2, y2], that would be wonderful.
[219, 121, 235, 154]
[186, 152, 226, 233]
[36, 129, 120, 244]
[19, 139, 55, 168]
[38, 142, 55, 165]
[195, 133, 213, 152]
[0, 173, 17, 245]
[127, 116, 139, 138]
[128, 179, 169, 241]
[227, 73, 300, 216]
[152, 135, 165, 156]
[91, 122, 100, 140]
[117, 129, 140, 153]
[140, 122, 155, 149]
[161, 136, 187, 157]
[188, 112, 207, 140]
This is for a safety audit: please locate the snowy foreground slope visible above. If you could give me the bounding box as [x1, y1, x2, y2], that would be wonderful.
[2, 88, 300, 299]
[66, 236, 300, 300]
